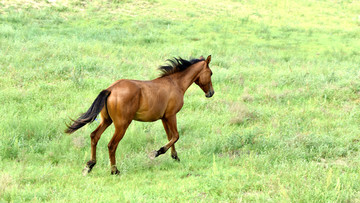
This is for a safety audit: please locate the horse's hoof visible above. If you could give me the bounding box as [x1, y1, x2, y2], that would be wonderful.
[82, 166, 91, 176]
[111, 169, 120, 175]
[148, 150, 158, 160]
[82, 160, 96, 176]
[171, 154, 180, 162]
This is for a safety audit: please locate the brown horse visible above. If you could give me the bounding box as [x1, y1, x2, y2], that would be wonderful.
[65, 55, 214, 175]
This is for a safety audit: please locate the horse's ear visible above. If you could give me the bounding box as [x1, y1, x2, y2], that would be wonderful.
[206, 55, 211, 64]
[200, 56, 204, 60]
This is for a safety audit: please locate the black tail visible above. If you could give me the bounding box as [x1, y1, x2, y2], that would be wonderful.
[65, 90, 111, 134]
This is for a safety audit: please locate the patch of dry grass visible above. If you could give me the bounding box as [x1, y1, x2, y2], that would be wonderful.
[0, 173, 13, 197]
[229, 102, 257, 125]
[72, 136, 86, 148]
[241, 88, 254, 102]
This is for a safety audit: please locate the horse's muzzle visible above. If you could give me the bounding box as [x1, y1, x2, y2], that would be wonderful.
[205, 90, 214, 98]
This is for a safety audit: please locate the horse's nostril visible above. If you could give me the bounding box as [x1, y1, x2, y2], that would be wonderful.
[206, 91, 214, 98]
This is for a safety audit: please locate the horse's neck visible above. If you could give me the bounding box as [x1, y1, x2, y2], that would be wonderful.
[172, 62, 203, 93]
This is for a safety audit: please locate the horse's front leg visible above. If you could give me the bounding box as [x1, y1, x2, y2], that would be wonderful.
[161, 118, 180, 161]
[149, 116, 179, 159]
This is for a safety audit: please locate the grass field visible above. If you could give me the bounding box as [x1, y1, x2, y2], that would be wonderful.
[1, 0, 360, 201]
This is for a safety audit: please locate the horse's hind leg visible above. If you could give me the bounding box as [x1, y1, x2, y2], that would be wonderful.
[83, 115, 112, 175]
[108, 121, 131, 175]
[161, 119, 180, 161]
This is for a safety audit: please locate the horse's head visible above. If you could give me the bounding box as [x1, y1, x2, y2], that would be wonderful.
[195, 55, 214, 98]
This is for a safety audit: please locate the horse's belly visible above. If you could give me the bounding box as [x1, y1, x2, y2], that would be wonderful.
[133, 107, 165, 122]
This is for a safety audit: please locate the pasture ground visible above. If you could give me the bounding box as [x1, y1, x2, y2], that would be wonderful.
[1, 0, 360, 201]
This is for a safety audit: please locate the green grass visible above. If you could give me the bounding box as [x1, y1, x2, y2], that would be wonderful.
[1, 0, 360, 201]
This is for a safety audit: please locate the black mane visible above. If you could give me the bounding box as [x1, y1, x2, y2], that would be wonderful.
[159, 57, 204, 77]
